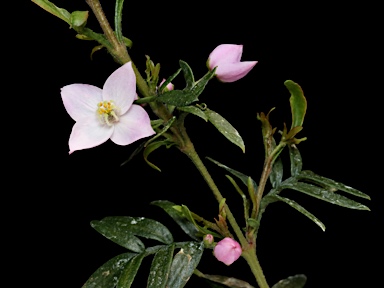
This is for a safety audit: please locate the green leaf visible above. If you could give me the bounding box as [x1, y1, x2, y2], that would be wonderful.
[144, 117, 176, 147]
[144, 140, 172, 172]
[31, 0, 71, 24]
[157, 90, 199, 107]
[166, 242, 204, 288]
[274, 195, 325, 231]
[178, 106, 208, 121]
[114, 0, 125, 43]
[206, 157, 257, 189]
[91, 219, 145, 253]
[298, 170, 370, 200]
[117, 252, 145, 288]
[179, 60, 195, 88]
[151, 200, 200, 240]
[70, 11, 88, 28]
[99, 216, 174, 244]
[175, 205, 222, 238]
[147, 244, 175, 288]
[282, 182, 370, 210]
[205, 109, 245, 152]
[159, 68, 182, 93]
[190, 68, 216, 98]
[285, 80, 307, 129]
[272, 274, 307, 288]
[288, 144, 302, 176]
[198, 273, 255, 288]
[82, 252, 136, 288]
[270, 157, 283, 188]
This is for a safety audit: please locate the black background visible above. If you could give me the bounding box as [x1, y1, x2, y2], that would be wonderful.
[16, 1, 381, 287]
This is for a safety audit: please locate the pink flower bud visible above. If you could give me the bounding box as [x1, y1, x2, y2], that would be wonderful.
[203, 234, 214, 246]
[213, 237, 242, 265]
[207, 44, 257, 83]
[159, 78, 174, 91]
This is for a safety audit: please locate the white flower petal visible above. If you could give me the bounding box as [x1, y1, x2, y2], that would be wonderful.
[61, 84, 102, 121]
[103, 62, 136, 115]
[68, 117, 113, 154]
[110, 105, 155, 146]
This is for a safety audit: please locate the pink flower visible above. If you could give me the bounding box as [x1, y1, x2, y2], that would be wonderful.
[207, 44, 257, 83]
[61, 62, 155, 154]
[159, 78, 174, 92]
[213, 237, 242, 265]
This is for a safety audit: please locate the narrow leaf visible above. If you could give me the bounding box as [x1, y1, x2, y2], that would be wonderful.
[190, 68, 216, 98]
[117, 252, 145, 288]
[288, 144, 303, 176]
[282, 182, 370, 210]
[82, 252, 136, 288]
[143, 141, 169, 172]
[206, 157, 257, 190]
[272, 274, 307, 288]
[159, 68, 182, 93]
[274, 195, 326, 231]
[285, 80, 307, 129]
[178, 106, 208, 121]
[179, 60, 195, 88]
[70, 11, 88, 28]
[298, 170, 370, 200]
[198, 273, 255, 288]
[144, 117, 176, 147]
[151, 200, 199, 240]
[270, 157, 283, 188]
[166, 242, 204, 288]
[31, 0, 71, 24]
[90, 220, 145, 253]
[114, 0, 125, 43]
[157, 90, 199, 107]
[147, 244, 175, 288]
[100, 216, 174, 244]
[205, 109, 245, 152]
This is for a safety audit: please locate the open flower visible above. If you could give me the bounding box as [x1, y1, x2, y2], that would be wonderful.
[213, 237, 242, 265]
[61, 62, 155, 154]
[207, 44, 257, 82]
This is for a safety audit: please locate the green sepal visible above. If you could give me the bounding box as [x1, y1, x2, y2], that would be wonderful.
[298, 170, 370, 200]
[82, 252, 137, 288]
[147, 244, 175, 288]
[285, 80, 307, 129]
[206, 157, 258, 190]
[166, 242, 204, 288]
[273, 195, 326, 231]
[205, 108, 245, 152]
[177, 106, 208, 121]
[31, 0, 71, 24]
[117, 252, 145, 288]
[272, 274, 307, 288]
[70, 11, 88, 28]
[151, 200, 200, 240]
[282, 182, 370, 210]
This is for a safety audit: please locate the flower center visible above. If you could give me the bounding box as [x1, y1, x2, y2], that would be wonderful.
[97, 100, 120, 126]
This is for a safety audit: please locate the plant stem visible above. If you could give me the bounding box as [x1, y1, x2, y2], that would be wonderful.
[242, 250, 270, 288]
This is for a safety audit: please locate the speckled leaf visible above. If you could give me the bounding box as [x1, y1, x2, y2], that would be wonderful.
[159, 68, 182, 93]
[157, 90, 198, 107]
[272, 274, 307, 288]
[298, 170, 370, 200]
[205, 109, 245, 152]
[147, 244, 175, 288]
[199, 273, 255, 288]
[190, 68, 216, 98]
[270, 157, 283, 188]
[274, 195, 325, 231]
[31, 0, 70, 24]
[82, 252, 136, 288]
[117, 252, 145, 288]
[206, 157, 257, 190]
[178, 106, 208, 121]
[100, 216, 173, 244]
[91, 220, 145, 253]
[289, 144, 302, 176]
[151, 200, 199, 240]
[285, 80, 307, 129]
[166, 242, 204, 288]
[179, 60, 194, 88]
[282, 182, 370, 210]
